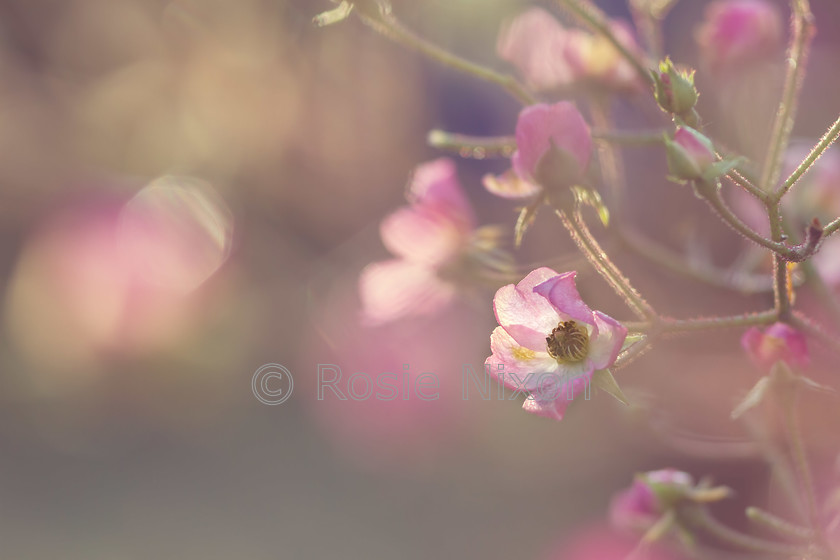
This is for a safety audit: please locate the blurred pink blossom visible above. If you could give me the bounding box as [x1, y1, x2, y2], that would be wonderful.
[359, 158, 476, 325]
[484, 102, 592, 199]
[696, 0, 783, 76]
[741, 322, 810, 370]
[610, 469, 694, 533]
[497, 7, 644, 92]
[485, 267, 627, 421]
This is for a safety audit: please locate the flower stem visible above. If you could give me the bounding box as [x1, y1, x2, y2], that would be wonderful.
[778, 113, 840, 199]
[697, 184, 810, 262]
[427, 130, 516, 159]
[355, 9, 537, 105]
[781, 385, 820, 531]
[760, 0, 815, 193]
[657, 310, 777, 333]
[554, 0, 653, 86]
[555, 208, 657, 320]
[679, 505, 810, 556]
[790, 311, 840, 354]
[745, 507, 814, 541]
[618, 226, 776, 294]
[768, 203, 794, 319]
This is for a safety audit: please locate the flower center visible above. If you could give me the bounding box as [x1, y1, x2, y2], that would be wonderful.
[546, 320, 590, 363]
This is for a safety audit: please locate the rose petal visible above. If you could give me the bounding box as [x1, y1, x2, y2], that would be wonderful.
[588, 311, 628, 370]
[482, 170, 541, 199]
[493, 267, 562, 349]
[486, 326, 558, 390]
[512, 102, 592, 184]
[359, 260, 455, 325]
[380, 206, 466, 266]
[496, 7, 573, 91]
[533, 271, 595, 325]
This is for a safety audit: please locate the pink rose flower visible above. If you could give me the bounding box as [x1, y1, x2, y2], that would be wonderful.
[696, 0, 783, 76]
[359, 158, 476, 325]
[497, 7, 644, 92]
[485, 267, 627, 421]
[484, 102, 592, 199]
[741, 322, 810, 370]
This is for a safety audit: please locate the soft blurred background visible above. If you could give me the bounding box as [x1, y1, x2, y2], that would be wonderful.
[0, 0, 839, 558]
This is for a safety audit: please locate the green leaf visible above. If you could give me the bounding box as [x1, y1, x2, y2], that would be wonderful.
[731, 375, 771, 419]
[621, 333, 646, 351]
[514, 196, 543, 248]
[313, 1, 354, 27]
[592, 368, 630, 406]
[571, 186, 610, 227]
[701, 157, 746, 183]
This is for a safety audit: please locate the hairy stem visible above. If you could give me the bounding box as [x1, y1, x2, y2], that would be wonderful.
[355, 9, 537, 105]
[760, 0, 815, 193]
[555, 208, 657, 320]
[778, 113, 840, 199]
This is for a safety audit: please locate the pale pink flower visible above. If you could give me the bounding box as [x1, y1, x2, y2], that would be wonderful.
[497, 7, 574, 91]
[498, 7, 644, 92]
[359, 158, 478, 325]
[742, 322, 810, 370]
[610, 470, 694, 532]
[696, 0, 783, 76]
[484, 102, 592, 199]
[485, 267, 627, 421]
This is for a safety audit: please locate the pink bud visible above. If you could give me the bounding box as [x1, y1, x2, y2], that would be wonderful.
[665, 127, 716, 181]
[741, 322, 810, 370]
[696, 0, 783, 75]
[609, 469, 694, 532]
[512, 102, 592, 187]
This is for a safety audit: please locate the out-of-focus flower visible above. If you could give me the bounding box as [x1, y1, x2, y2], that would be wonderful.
[303, 270, 484, 472]
[4, 176, 233, 383]
[485, 267, 627, 421]
[610, 469, 694, 532]
[497, 7, 644, 93]
[665, 127, 716, 183]
[484, 102, 592, 199]
[497, 7, 574, 92]
[696, 0, 783, 76]
[741, 322, 810, 370]
[360, 158, 510, 325]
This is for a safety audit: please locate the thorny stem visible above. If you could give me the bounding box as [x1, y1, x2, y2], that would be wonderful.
[555, 208, 657, 320]
[778, 113, 840, 199]
[791, 311, 840, 355]
[768, 203, 794, 319]
[823, 217, 840, 238]
[760, 0, 815, 193]
[554, 0, 653, 86]
[354, 8, 537, 105]
[697, 184, 815, 263]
